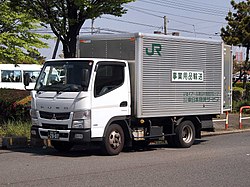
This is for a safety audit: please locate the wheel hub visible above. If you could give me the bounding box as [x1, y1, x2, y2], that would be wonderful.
[109, 130, 121, 149]
[182, 125, 193, 143]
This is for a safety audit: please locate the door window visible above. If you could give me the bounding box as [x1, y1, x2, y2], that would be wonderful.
[94, 63, 125, 97]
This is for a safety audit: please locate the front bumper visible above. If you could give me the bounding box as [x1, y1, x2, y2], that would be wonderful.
[31, 126, 91, 143]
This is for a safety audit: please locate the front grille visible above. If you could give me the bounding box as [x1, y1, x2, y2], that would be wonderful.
[42, 123, 68, 130]
[40, 131, 47, 136]
[39, 111, 70, 120]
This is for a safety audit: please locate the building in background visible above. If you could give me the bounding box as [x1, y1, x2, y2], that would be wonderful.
[233, 46, 247, 63]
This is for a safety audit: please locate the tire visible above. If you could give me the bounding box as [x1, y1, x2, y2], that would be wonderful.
[102, 124, 124, 156]
[51, 141, 73, 152]
[174, 120, 195, 148]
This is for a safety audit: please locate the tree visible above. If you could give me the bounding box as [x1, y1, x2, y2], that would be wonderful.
[10, 0, 135, 58]
[221, 0, 250, 87]
[0, 0, 51, 64]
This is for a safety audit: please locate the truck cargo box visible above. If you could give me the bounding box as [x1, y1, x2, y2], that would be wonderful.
[78, 33, 232, 118]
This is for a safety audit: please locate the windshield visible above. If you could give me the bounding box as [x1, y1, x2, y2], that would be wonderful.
[35, 60, 93, 92]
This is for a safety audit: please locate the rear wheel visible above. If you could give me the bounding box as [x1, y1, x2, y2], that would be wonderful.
[51, 141, 73, 152]
[174, 120, 195, 148]
[102, 124, 124, 156]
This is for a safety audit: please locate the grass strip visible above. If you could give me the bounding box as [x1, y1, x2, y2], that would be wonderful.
[0, 121, 31, 139]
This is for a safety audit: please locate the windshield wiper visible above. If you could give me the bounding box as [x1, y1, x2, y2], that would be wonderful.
[37, 84, 62, 92]
[37, 84, 82, 93]
[57, 84, 82, 93]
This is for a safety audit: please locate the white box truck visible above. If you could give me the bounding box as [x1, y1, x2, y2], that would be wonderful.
[28, 33, 232, 155]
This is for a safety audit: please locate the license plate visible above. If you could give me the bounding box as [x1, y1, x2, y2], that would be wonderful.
[48, 131, 59, 139]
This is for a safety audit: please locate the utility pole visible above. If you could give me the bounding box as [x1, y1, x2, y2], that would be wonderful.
[164, 16, 168, 35]
[193, 25, 197, 38]
[91, 18, 95, 35]
[52, 37, 60, 59]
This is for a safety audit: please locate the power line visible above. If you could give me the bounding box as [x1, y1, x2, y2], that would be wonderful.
[124, 5, 163, 18]
[167, 27, 218, 37]
[125, 5, 226, 24]
[138, 0, 226, 17]
[100, 17, 218, 37]
[32, 15, 221, 38]
[124, 5, 193, 25]
[173, 0, 229, 10]
[146, 0, 227, 16]
[101, 16, 162, 29]
[33, 26, 218, 38]
[99, 28, 129, 34]
[155, 0, 228, 14]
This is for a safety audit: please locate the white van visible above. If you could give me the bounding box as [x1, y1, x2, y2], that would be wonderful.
[0, 64, 42, 90]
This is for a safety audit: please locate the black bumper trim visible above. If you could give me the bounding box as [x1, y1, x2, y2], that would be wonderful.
[31, 126, 91, 143]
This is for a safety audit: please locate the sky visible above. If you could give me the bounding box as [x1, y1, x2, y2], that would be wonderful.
[40, 0, 237, 59]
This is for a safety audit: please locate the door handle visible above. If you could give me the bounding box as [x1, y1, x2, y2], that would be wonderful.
[120, 101, 128, 107]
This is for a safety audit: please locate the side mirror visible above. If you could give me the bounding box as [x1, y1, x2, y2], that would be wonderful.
[24, 73, 30, 87]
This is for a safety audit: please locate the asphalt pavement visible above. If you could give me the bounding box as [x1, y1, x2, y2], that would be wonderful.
[1, 132, 250, 186]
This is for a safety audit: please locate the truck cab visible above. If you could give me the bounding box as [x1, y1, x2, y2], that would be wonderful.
[30, 58, 131, 155]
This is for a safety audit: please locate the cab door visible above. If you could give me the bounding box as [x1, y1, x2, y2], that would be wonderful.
[91, 61, 130, 138]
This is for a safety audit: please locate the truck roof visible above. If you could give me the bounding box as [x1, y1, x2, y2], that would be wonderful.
[79, 32, 222, 44]
[46, 58, 128, 63]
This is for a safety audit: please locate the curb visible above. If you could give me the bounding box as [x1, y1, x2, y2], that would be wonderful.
[201, 128, 250, 137]
[0, 137, 48, 149]
[1, 136, 28, 149]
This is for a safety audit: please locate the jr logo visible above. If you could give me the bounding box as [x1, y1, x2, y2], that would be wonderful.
[146, 43, 162, 56]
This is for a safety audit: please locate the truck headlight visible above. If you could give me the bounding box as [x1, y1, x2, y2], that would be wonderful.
[72, 110, 91, 129]
[30, 109, 38, 119]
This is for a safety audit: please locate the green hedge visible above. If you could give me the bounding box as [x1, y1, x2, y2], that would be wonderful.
[233, 82, 250, 112]
[232, 100, 250, 113]
[233, 87, 244, 101]
[234, 82, 243, 88]
[234, 82, 250, 100]
[0, 89, 31, 123]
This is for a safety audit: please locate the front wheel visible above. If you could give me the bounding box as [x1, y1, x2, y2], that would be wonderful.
[174, 120, 195, 148]
[102, 124, 124, 156]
